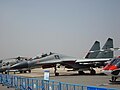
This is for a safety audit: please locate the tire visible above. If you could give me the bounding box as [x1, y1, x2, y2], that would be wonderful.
[90, 69, 96, 75]
[55, 72, 59, 76]
[78, 71, 85, 75]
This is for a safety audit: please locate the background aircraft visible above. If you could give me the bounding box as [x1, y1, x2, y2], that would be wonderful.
[76, 38, 113, 74]
[0, 56, 30, 74]
[103, 56, 120, 82]
[11, 38, 114, 76]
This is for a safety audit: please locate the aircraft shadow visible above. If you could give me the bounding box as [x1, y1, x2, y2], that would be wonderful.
[109, 81, 120, 85]
[51, 73, 106, 77]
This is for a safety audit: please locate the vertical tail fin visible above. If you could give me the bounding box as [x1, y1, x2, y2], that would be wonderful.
[97, 38, 113, 58]
[85, 41, 100, 58]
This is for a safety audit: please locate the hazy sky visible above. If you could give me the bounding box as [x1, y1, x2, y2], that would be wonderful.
[0, 0, 120, 59]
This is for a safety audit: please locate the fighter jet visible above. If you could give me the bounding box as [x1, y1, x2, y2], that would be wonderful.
[10, 40, 100, 75]
[103, 56, 120, 82]
[0, 56, 30, 74]
[76, 38, 114, 74]
[11, 38, 114, 76]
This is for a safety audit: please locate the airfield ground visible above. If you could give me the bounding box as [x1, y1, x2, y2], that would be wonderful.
[0, 68, 120, 90]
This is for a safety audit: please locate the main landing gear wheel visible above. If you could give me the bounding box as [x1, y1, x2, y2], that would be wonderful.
[54, 65, 59, 76]
[90, 69, 96, 75]
[78, 71, 85, 75]
[28, 70, 31, 73]
[24, 71, 27, 73]
[55, 72, 59, 76]
[20, 71, 23, 73]
[5, 72, 8, 74]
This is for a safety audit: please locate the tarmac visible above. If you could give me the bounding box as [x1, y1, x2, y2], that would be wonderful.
[0, 67, 120, 90]
[0, 84, 15, 90]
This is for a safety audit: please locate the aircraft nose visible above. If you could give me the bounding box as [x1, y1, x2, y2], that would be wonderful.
[103, 64, 118, 70]
[11, 61, 28, 69]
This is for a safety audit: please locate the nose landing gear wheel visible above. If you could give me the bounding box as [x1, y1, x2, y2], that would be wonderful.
[109, 76, 117, 82]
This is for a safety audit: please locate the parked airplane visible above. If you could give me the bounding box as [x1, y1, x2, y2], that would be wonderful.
[10, 40, 100, 75]
[103, 56, 120, 82]
[0, 56, 30, 74]
[76, 38, 113, 74]
[11, 38, 113, 76]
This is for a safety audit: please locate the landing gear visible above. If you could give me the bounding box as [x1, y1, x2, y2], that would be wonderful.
[54, 65, 59, 76]
[24, 71, 27, 73]
[5, 70, 9, 74]
[55, 72, 59, 76]
[20, 71, 23, 73]
[109, 76, 117, 82]
[90, 69, 96, 75]
[28, 69, 31, 73]
[5, 72, 8, 74]
[19, 69, 31, 73]
[19, 70, 26, 73]
[78, 71, 85, 75]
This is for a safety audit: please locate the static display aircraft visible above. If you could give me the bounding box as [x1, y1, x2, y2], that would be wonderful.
[76, 38, 113, 73]
[10, 40, 100, 75]
[11, 38, 114, 76]
[0, 56, 30, 74]
[103, 56, 120, 82]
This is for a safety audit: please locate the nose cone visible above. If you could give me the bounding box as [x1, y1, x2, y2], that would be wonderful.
[11, 61, 28, 69]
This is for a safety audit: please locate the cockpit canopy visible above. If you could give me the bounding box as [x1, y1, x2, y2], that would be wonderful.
[109, 58, 120, 67]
